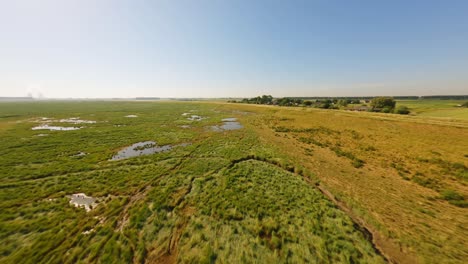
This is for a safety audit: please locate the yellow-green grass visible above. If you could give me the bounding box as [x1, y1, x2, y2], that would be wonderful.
[0, 101, 384, 264]
[396, 100, 468, 119]
[218, 102, 468, 263]
[1, 100, 466, 263]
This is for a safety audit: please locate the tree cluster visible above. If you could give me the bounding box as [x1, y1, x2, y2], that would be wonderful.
[369, 97, 411, 114]
[238, 95, 274, 105]
[369, 97, 396, 113]
[232, 96, 362, 109]
[232, 95, 410, 115]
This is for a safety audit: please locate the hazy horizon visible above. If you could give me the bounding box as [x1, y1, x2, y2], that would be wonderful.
[2, 93, 468, 100]
[1, 0, 468, 98]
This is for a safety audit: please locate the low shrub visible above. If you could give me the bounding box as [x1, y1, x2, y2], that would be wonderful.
[394, 106, 410, 115]
[441, 189, 464, 201]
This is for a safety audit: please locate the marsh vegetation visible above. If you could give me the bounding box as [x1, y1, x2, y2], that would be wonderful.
[0, 100, 466, 263]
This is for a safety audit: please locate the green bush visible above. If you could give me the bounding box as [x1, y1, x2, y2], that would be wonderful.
[381, 106, 393, 113]
[394, 106, 410, 115]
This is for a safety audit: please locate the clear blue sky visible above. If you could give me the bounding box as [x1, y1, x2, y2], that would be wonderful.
[1, 0, 467, 98]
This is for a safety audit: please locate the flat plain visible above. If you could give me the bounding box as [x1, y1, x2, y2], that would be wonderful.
[0, 100, 467, 263]
[396, 99, 468, 119]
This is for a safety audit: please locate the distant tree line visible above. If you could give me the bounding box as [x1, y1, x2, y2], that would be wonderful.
[274, 95, 468, 100]
[284, 96, 418, 100]
[230, 96, 361, 108]
[420, 95, 468, 100]
[230, 95, 412, 115]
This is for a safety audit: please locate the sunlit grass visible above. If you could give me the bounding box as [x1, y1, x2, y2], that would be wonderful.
[0, 101, 386, 263]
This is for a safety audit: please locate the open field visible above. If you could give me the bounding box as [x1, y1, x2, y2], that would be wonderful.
[0, 101, 384, 264]
[396, 100, 468, 119]
[0, 101, 467, 263]
[218, 102, 468, 263]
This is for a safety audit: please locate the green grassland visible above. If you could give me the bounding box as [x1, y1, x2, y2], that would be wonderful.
[396, 99, 468, 119]
[0, 101, 385, 263]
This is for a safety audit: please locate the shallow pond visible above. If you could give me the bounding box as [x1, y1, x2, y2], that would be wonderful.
[221, 118, 238, 122]
[59, 118, 96, 124]
[31, 117, 95, 131]
[210, 118, 243, 131]
[220, 121, 243, 130]
[35, 117, 96, 124]
[110, 141, 190, 161]
[32, 125, 81, 131]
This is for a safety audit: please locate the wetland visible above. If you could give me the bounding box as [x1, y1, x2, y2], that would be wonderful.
[0, 100, 466, 264]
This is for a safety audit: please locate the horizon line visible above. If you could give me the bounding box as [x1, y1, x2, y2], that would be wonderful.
[1, 95, 468, 100]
